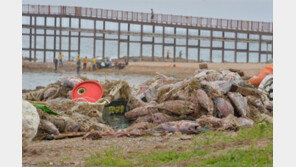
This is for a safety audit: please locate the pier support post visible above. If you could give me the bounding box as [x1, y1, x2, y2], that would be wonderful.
[29, 16, 32, 62]
[78, 17, 81, 55]
[102, 20, 105, 59]
[222, 31, 225, 63]
[197, 29, 201, 62]
[127, 23, 130, 62]
[118, 22, 120, 59]
[93, 19, 97, 58]
[140, 24, 143, 61]
[258, 34, 262, 63]
[68, 17, 71, 61]
[246, 33, 250, 63]
[186, 28, 189, 62]
[210, 30, 213, 62]
[59, 17, 62, 54]
[173, 27, 176, 62]
[162, 26, 165, 61]
[234, 32, 237, 63]
[43, 16, 47, 62]
[34, 16, 37, 62]
[53, 17, 57, 58]
[152, 25, 155, 61]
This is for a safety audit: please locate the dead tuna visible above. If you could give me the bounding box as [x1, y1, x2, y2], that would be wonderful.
[237, 117, 254, 127]
[39, 120, 60, 135]
[151, 113, 174, 124]
[227, 92, 249, 117]
[214, 98, 234, 118]
[156, 120, 202, 134]
[156, 100, 198, 116]
[196, 89, 214, 115]
[201, 80, 234, 94]
[125, 105, 158, 120]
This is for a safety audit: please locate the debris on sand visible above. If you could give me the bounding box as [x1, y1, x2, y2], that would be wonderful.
[23, 69, 273, 141]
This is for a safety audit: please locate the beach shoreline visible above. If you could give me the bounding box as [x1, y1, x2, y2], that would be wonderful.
[23, 60, 271, 78]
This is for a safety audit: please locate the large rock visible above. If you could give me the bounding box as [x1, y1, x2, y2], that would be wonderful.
[22, 100, 40, 149]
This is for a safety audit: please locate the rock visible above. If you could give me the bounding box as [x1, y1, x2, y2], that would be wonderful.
[227, 92, 249, 117]
[214, 98, 234, 118]
[237, 117, 254, 127]
[196, 89, 214, 115]
[155, 120, 202, 134]
[199, 63, 208, 69]
[22, 100, 40, 149]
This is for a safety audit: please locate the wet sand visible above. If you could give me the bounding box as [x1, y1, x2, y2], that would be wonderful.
[22, 61, 271, 78]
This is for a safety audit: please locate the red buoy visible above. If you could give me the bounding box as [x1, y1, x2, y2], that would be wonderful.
[71, 80, 104, 103]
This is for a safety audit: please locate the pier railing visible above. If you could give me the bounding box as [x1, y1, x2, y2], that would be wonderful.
[22, 4, 272, 33]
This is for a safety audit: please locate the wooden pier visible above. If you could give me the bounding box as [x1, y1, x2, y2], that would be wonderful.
[22, 4, 273, 63]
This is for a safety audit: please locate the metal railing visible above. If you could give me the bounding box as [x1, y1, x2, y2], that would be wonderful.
[23, 4, 273, 33]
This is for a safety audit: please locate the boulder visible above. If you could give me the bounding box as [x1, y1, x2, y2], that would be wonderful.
[22, 100, 40, 149]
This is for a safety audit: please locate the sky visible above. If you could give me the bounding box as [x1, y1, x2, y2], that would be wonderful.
[22, 0, 273, 22]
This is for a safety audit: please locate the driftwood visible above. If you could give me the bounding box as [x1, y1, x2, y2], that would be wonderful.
[53, 132, 87, 140]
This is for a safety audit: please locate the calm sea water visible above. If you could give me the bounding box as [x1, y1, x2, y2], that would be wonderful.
[22, 72, 151, 90]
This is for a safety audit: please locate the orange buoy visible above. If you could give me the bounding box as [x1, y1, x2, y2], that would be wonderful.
[71, 80, 104, 103]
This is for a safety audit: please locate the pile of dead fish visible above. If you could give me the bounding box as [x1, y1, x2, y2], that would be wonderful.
[23, 69, 273, 140]
[23, 76, 131, 139]
[123, 69, 273, 135]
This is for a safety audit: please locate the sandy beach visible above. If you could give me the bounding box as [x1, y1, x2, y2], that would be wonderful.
[22, 60, 271, 78]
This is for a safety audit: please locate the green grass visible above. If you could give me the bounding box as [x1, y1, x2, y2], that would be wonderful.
[85, 123, 273, 167]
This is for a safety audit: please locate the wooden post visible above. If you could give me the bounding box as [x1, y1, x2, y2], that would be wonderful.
[266, 42, 268, 62]
[59, 17, 62, 54]
[246, 33, 250, 63]
[185, 28, 189, 62]
[140, 24, 143, 61]
[68, 17, 71, 61]
[43, 16, 47, 63]
[271, 41, 273, 60]
[53, 17, 57, 58]
[222, 31, 225, 63]
[33, 16, 37, 62]
[127, 23, 130, 62]
[29, 16, 32, 62]
[118, 22, 120, 59]
[234, 32, 237, 63]
[162, 26, 165, 61]
[78, 17, 81, 55]
[93, 20, 96, 58]
[258, 34, 262, 63]
[210, 30, 213, 62]
[197, 29, 201, 62]
[173, 27, 176, 62]
[102, 20, 105, 59]
[152, 25, 155, 61]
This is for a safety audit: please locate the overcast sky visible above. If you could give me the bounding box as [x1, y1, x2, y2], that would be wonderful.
[22, 0, 273, 22]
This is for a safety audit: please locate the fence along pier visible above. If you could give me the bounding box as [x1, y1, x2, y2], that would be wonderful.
[22, 4, 273, 63]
